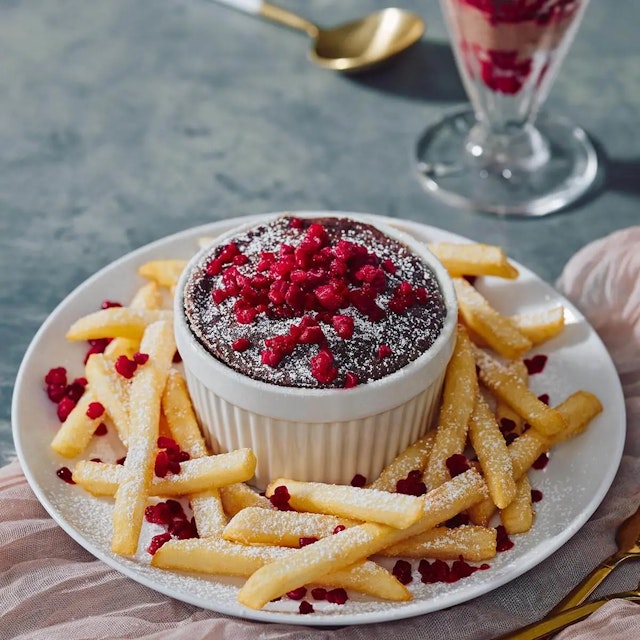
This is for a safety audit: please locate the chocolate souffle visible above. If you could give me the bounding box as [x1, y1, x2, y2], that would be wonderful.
[182, 215, 447, 389]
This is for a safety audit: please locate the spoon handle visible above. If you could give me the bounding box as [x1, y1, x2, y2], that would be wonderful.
[208, 0, 318, 37]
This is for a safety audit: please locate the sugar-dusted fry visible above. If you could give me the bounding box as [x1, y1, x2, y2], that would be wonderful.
[501, 475, 534, 535]
[239, 469, 488, 609]
[264, 479, 424, 529]
[425, 325, 477, 489]
[223, 507, 356, 547]
[190, 488, 227, 538]
[368, 431, 435, 492]
[470, 390, 602, 525]
[138, 259, 188, 290]
[84, 353, 131, 444]
[104, 281, 162, 359]
[219, 482, 274, 517]
[454, 277, 532, 359]
[475, 347, 566, 436]
[50, 390, 105, 458]
[468, 392, 516, 510]
[510, 305, 565, 346]
[111, 320, 175, 555]
[548, 390, 603, 447]
[152, 537, 411, 601]
[162, 369, 209, 459]
[379, 524, 497, 562]
[428, 242, 519, 279]
[66, 308, 172, 342]
[495, 360, 528, 434]
[73, 448, 256, 497]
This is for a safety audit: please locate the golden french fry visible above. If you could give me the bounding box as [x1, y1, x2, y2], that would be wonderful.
[152, 537, 411, 601]
[104, 282, 162, 358]
[219, 482, 275, 517]
[264, 479, 424, 529]
[162, 369, 209, 458]
[495, 360, 528, 434]
[368, 431, 435, 492]
[84, 353, 131, 445]
[470, 390, 602, 525]
[428, 242, 519, 279]
[501, 475, 534, 535]
[510, 306, 565, 345]
[111, 320, 176, 555]
[475, 347, 566, 436]
[239, 469, 488, 609]
[468, 392, 516, 510]
[50, 390, 105, 458]
[190, 488, 228, 538]
[223, 507, 356, 547]
[379, 524, 497, 562]
[425, 325, 477, 489]
[66, 308, 172, 342]
[73, 448, 256, 497]
[138, 259, 188, 289]
[454, 278, 532, 359]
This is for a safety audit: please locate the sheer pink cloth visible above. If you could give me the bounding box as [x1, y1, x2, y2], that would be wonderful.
[3, 228, 640, 639]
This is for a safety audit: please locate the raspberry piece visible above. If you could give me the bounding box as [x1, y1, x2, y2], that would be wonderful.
[343, 372, 358, 388]
[46, 383, 67, 403]
[101, 300, 122, 309]
[147, 532, 171, 555]
[524, 354, 548, 375]
[56, 466, 75, 484]
[396, 469, 426, 496]
[269, 485, 293, 511]
[332, 315, 354, 339]
[232, 338, 251, 352]
[350, 474, 366, 488]
[298, 601, 314, 615]
[133, 352, 149, 365]
[93, 423, 108, 436]
[532, 452, 549, 470]
[57, 397, 76, 422]
[86, 402, 105, 420]
[114, 355, 137, 379]
[446, 454, 470, 477]
[154, 450, 170, 478]
[299, 537, 318, 548]
[326, 588, 348, 605]
[377, 344, 392, 359]
[381, 258, 396, 274]
[531, 489, 543, 502]
[311, 587, 327, 600]
[286, 586, 307, 600]
[332, 525, 346, 534]
[45, 367, 67, 386]
[392, 559, 413, 585]
[310, 350, 338, 384]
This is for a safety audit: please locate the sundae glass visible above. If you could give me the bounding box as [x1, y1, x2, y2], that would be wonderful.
[416, 0, 597, 216]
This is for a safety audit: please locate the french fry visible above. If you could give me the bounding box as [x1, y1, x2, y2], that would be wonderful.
[73, 449, 256, 497]
[190, 488, 228, 538]
[428, 242, 519, 279]
[138, 259, 188, 290]
[84, 353, 131, 445]
[219, 482, 275, 517]
[264, 479, 424, 529]
[162, 370, 209, 459]
[50, 390, 105, 458]
[368, 431, 435, 492]
[425, 325, 477, 489]
[66, 308, 172, 342]
[379, 524, 497, 562]
[104, 281, 162, 359]
[152, 537, 411, 601]
[470, 390, 603, 525]
[468, 392, 516, 510]
[239, 469, 488, 609]
[500, 475, 534, 535]
[111, 320, 175, 555]
[223, 507, 356, 547]
[454, 277, 532, 359]
[475, 347, 566, 436]
[495, 360, 528, 434]
[510, 306, 565, 346]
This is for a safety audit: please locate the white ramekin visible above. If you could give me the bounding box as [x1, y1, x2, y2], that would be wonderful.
[174, 213, 458, 489]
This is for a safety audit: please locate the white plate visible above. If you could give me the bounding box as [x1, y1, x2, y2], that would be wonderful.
[12, 212, 626, 626]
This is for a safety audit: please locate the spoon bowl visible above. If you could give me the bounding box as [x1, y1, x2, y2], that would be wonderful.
[215, 1, 425, 72]
[310, 8, 425, 72]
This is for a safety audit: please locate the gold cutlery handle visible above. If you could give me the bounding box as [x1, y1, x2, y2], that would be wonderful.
[493, 594, 640, 640]
[549, 552, 627, 614]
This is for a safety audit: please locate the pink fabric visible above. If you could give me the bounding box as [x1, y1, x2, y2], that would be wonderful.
[3, 228, 640, 639]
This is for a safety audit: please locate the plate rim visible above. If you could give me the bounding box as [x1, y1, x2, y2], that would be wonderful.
[11, 211, 627, 626]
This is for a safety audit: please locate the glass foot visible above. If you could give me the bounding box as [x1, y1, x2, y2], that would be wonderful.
[415, 108, 598, 217]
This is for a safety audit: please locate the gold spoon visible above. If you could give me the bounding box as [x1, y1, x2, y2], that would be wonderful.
[210, 1, 425, 71]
